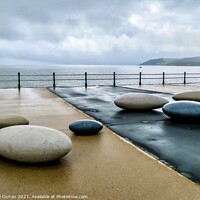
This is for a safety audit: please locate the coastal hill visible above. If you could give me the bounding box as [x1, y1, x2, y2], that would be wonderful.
[141, 56, 200, 66]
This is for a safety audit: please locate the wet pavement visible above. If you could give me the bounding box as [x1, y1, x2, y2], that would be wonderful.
[50, 86, 200, 183]
[1, 88, 200, 199]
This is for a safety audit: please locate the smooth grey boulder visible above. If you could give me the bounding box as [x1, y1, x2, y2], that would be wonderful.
[173, 91, 200, 102]
[0, 114, 29, 128]
[114, 93, 168, 110]
[69, 120, 103, 135]
[162, 101, 200, 119]
[0, 125, 72, 162]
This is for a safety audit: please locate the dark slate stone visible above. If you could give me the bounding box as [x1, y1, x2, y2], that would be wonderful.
[162, 101, 200, 120]
[69, 120, 103, 135]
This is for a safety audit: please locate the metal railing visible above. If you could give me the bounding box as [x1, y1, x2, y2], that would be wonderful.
[0, 72, 200, 90]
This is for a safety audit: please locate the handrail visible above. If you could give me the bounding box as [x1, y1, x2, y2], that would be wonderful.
[0, 71, 200, 89]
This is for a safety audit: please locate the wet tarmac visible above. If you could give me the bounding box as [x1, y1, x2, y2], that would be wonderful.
[50, 86, 200, 183]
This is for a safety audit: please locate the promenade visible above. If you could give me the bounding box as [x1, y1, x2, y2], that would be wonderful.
[130, 83, 200, 94]
[0, 86, 200, 200]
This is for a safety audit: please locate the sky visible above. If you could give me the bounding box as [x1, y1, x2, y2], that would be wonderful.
[0, 0, 200, 65]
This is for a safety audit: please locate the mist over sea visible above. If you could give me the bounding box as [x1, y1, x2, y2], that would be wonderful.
[0, 65, 200, 88]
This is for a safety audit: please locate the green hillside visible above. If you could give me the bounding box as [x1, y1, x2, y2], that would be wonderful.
[141, 56, 200, 66]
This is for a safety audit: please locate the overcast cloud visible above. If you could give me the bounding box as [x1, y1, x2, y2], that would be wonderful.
[0, 0, 200, 65]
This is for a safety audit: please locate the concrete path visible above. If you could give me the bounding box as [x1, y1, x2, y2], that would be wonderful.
[0, 88, 199, 200]
[129, 83, 200, 94]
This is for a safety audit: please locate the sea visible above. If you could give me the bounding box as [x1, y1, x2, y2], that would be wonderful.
[0, 65, 200, 88]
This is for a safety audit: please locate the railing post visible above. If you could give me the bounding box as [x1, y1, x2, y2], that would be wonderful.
[113, 72, 116, 87]
[85, 72, 87, 88]
[162, 72, 165, 85]
[18, 72, 21, 90]
[139, 72, 142, 85]
[53, 72, 56, 89]
[184, 72, 186, 84]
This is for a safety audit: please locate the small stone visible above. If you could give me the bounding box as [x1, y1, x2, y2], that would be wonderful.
[0, 125, 72, 162]
[173, 91, 200, 102]
[69, 120, 103, 135]
[0, 114, 29, 128]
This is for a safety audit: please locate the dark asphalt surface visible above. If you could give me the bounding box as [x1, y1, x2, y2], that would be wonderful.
[50, 86, 200, 183]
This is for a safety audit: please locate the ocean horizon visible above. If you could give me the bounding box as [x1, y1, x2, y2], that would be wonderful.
[0, 65, 200, 88]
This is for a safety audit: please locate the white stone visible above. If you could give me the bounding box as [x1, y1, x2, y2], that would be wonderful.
[114, 93, 169, 110]
[173, 91, 200, 102]
[0, 114, 29, 128]
[0, 125, 72, 162]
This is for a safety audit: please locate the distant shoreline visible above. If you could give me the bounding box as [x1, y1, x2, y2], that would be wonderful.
[141, 56, 200, 66]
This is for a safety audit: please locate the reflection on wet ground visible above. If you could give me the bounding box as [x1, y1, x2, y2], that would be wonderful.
[50, 86, 200, 183]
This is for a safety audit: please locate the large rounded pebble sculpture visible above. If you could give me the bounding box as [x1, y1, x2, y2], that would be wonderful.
[69, 120, 103, 136]
[162, 101, 200, 119]
[0, 125, 72, 162]
[173, 91, 200, 102]
[0, 114, 29, 128]
[114, 93, 169, 110]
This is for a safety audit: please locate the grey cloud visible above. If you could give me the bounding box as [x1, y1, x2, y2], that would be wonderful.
[0, 0, 200, 65]
[0, 19, 25, 40]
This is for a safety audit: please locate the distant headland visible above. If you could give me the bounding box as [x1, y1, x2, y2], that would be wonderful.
[141, 56, 200, 66]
